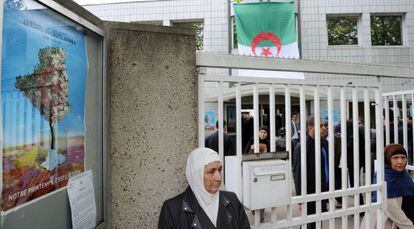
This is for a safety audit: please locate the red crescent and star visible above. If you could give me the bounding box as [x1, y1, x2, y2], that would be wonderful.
[250, 32, 282, 57]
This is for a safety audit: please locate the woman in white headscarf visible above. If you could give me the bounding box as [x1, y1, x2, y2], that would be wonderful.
[158, 148, 250, 229]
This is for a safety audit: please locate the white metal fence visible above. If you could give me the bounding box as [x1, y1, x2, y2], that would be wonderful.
[196, 53, 414, 228]
[383, 90, 414, 172]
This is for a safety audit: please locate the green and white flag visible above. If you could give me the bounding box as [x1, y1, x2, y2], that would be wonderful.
[234, 1, 299, 58]
[234, 1, 303, 78]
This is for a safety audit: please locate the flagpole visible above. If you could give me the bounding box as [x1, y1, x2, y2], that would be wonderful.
[297, 0, 303, 58]
[228, 0, 232, 77]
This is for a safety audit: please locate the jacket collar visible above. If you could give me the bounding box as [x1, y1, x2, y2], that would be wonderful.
[182, 187, 215, 228]
[217, 192, 233, 225]
[182, 200, 194, 213]
[181, 187, 234, 228]
[182, 191, 231, 211]
[219, 193, 231, 207]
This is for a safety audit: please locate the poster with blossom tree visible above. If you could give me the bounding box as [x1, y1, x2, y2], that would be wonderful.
[1, 0, 87, 212]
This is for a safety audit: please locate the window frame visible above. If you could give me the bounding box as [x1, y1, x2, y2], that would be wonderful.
[370, 13, 405, 47]
[326, 14, 361, 47]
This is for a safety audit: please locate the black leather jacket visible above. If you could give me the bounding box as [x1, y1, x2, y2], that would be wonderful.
[158, 186, 250, 229]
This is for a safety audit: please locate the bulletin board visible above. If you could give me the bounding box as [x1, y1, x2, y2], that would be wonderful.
[0, 0, 107, 228]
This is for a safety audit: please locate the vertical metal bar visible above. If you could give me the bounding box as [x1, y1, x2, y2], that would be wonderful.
[236, 83, 242, 199]
[253, 79, 260, 229]
[227, 0, 232, 55]
[101, 35, 109, 226]
[340, 87, 348, 229]
[271, 207, 277, 224]
[352, 87, 360, 228]
[314, 86, 322, 229]
[384, 96, 390, 145]
[327, 87, 335, 229]
[270, 85, 276, 152]
[253, 85, 259, 154]
[402, 95, 408, 150]
[286, 86, 292, 158]
[198, 76, 205, 147]
[254, 211, 260, 226]
[0, 2, 4, 208]
[393, 95, 398, 143]
[285, 85, 293, 221]
[99, 36, 107, 225]
[218, 81, 224, 164]
[412, 93, 414, 167]
[269, 85, 277, 223]
[375, 87, 384, 229]
[300, 86, 307, 228]
[346, 100, 350, 120]
[364, 88, 371, 229]
[297, 0, 303, 58]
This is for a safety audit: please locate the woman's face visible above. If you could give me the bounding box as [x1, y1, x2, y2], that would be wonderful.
[203, 161, 222, 194]
[259, 130, 268, 140]
[390, 154, 407, 172]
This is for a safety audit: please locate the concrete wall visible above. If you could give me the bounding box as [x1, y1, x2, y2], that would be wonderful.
[105, 22, 197, 228]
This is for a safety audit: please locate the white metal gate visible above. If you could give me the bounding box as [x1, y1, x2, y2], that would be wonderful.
[383, 90, 414, 172]
[196, 53, 414, 228]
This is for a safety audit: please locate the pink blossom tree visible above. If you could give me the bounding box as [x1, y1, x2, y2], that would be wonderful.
[15, 47, 71, 150]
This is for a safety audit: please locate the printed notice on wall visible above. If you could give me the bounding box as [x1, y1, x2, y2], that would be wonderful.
[67, 170, 96, 229]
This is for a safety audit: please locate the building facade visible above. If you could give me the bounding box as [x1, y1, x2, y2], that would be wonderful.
[83, 0, 414, 67]
[81, 0, 414, 123]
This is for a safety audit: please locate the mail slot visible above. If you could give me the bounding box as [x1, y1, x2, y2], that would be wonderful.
[270, 174, 285, 181]
[242, 160, 289, 210]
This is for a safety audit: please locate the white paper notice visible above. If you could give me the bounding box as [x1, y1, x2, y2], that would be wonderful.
[67, 170, 96, 229]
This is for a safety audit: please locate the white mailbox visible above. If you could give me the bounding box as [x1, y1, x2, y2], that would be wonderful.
[242, 160, 289, 210]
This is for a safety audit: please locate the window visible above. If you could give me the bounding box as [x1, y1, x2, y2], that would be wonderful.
[173, 21, 204, 51]
[327, 16, 359, 45]
[371, 15, 403, 46]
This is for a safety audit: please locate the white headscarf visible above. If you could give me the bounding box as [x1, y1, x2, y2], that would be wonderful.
[186, 148, 221, 227]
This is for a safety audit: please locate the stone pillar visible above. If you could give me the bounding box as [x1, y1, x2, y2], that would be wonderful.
[105, 22, 197, 228]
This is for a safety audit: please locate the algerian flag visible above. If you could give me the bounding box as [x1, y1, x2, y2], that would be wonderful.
[234, 1, 303, 78]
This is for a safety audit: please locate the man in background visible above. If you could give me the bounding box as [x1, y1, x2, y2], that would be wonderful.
[293, 115, 329, 229]
[205, 121, 234, 156]
[291, 113, 300, 157]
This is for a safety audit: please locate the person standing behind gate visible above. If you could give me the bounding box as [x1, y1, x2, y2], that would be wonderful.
[291, 113, 300, 151]
[361, 144, 414, 229]
[293, 115, 329, 229]
[244, 126, 270, 154]
[205, 121, 234, 156]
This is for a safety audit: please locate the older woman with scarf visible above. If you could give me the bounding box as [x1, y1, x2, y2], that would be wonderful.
[158, 148, 250, 229]
[361, 144, 414, 229]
